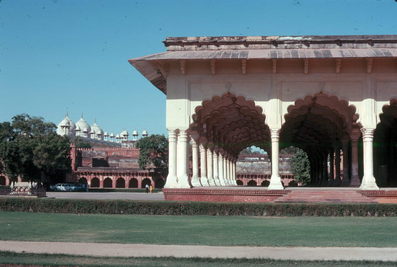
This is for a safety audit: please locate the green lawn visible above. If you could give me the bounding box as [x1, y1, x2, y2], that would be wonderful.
[1, 211, 397, 247]
[0, 252, 396, 267]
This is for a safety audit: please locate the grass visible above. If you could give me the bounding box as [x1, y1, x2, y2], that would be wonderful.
[0, 252, 396, 267]
[1, 212, 397, 247]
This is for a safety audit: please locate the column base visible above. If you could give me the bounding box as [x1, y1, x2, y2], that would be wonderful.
[350, 175, 361, 187]
[176, 175, 191, 188]
[359, 176, 379, 190]
[207, 177, 216, 186]
[190, 175, 201, 188]
[200, 176, 209, 187]
[164, 175, 179, 188]
[268, 176, 284, 190]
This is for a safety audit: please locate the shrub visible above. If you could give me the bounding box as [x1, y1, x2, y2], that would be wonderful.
[0, 198, 397, 216]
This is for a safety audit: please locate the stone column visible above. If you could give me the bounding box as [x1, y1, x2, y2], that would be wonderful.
[269, 129, 284, 189]
[213, 150, 220, 186]
[176, 130, 190, 188]
[329, 150, 335, 184]
[199, 144, 208, 186]
[190, 139, 201, 187]
[350, 129, 361, 187]
[207, 148, 215, 186]
[224, 155, 229, 185]
[219, 153, 225, 186]
[164, 129, 178, 188]
[342, 139, 350, 186]
[360, 128, 379, 190]
[335, 148, 341, 186]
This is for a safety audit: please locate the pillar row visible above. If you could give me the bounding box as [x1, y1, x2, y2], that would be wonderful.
[207, 148, 215, 186]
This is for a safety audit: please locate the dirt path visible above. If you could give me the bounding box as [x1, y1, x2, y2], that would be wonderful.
[1, 241, 397, 261]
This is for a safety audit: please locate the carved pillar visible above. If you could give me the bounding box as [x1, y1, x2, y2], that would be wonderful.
[350, 129, 361, 187]
[269, 129, 284, 189]
[176, 130, 190, 188]
[190, 139, 201, 187]
[360, 128, 379, 190]
[213, 149, 220, 186]
[199, 144, 208, 186]
[164, 129, 178, 188]
[207, 148, 215, 186]
[329, 150, 335, 184]
[342, 139, 350, 186]
[219, 153, 225, 186]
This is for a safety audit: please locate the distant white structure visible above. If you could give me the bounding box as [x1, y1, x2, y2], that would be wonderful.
[56, 115, 148, 144]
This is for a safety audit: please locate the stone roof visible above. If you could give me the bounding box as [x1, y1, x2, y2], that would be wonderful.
[128, 35, 397, 94]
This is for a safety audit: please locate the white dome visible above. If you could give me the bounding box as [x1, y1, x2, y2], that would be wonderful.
[76, 117, 90, 133]
[104, 132, 109, 137]
[142, 130, 148, 136]
[120, 130, 128, 137]
[91, 122, 104, 135]
[110, 133, 115, 138]
[56, 115, 75, 136]
[132, 130, 138, 136]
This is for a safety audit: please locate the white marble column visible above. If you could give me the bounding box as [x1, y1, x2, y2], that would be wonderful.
[350, 130, 361, 187]
[219, 153, 225, 186]
[233, 159, 237, 185]
[360, 128, 379, 190]
[269, 129, 284, 189]
[207, 148, 215, 186]
[190, 139, 201, 187]
[199, 144, 208, 186]
[164, 129, 178, 188]
[224, 155, 229, 185]
[176, 130, 190, 188]
[213, 150, 220, 186]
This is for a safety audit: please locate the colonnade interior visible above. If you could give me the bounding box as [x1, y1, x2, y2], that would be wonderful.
[165, 92, 397, 190]
[374, 101, 397, 187]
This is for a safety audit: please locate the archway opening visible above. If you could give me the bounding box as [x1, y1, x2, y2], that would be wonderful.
[103, 177, 113, 188]
[374, 100, 397, 186]
[236, 180, 243, 186]
[261, 180, 270, 187]
[0, 176, 6, 186]
[78, 177, 87, 184]
[281, 93, 359, 186]
[247, 180, 257, 187]
[141, 178, 151, 188]
[236, 146, 270, 187]
[190, 93, 271, 185]
[116, 178, 125, 188]
[129, 178, 138, 188]
[90, 177, 100, 188]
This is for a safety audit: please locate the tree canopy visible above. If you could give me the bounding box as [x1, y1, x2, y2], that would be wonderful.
[135, 135, 168, 175]
[0, 114, 71, 185]
[287, 147, 311, 186]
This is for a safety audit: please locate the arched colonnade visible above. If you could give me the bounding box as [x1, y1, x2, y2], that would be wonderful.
[164, 93, 395, 190]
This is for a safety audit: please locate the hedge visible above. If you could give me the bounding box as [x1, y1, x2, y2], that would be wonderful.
[1, 197, 397, 216]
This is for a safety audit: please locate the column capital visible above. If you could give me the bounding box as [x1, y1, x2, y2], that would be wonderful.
[270, 128, 280, 141]
[360, 128, 375, 141]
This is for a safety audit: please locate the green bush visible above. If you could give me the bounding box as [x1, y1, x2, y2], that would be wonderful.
[0, 198, 397, 216]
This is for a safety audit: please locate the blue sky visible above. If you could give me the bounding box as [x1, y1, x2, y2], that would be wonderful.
[1, 0, 397, 136]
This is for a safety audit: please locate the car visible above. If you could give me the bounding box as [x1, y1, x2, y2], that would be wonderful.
[50, 183, 88, 192]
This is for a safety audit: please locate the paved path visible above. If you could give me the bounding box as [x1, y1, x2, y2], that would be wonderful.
[46, 192, 164, 201]
[1, 241, 397, 261]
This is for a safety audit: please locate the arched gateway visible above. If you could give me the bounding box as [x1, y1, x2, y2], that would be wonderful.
[129, 35, 397, 195]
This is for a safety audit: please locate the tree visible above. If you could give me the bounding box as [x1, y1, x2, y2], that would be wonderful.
[290, 147, 311, 186]
[135, 135, 168, 175]
[0, 114, 71, 185]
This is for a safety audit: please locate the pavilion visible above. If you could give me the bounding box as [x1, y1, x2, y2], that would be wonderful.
[129, 35, 397, 202]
